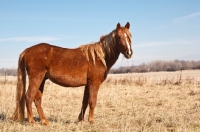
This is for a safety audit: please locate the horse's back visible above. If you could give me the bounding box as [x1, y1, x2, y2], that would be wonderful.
[23, 43, 85, 67]
[22, 43, 88, 87]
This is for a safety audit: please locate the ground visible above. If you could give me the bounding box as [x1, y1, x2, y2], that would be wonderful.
[0, 70, 200, 131]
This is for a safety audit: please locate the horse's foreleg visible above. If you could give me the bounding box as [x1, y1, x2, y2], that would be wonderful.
[88, 83, 100, 123]
[78, 85, 89, 121]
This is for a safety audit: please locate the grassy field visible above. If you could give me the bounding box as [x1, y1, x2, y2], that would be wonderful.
[0, 70, 200, 132]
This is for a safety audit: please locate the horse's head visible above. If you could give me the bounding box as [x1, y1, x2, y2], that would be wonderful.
[115, 22, 133, 59]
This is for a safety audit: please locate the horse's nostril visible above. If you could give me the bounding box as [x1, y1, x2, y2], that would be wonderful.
[126, 51, 130, 55]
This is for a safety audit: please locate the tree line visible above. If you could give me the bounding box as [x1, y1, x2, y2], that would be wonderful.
[0, 68, 17, 76]
[0, 60, 200, 76]
[110, 60, 200, 74]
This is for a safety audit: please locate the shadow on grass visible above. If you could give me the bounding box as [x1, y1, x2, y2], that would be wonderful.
[24, 116, 72, 124]
[0, 113, 6, 121]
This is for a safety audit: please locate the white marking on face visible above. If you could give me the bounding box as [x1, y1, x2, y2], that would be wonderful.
[124, 33, 131, 55]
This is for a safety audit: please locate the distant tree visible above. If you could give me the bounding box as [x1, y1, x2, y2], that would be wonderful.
[0, 68, 17, 76]
[109, 59, 200, 74]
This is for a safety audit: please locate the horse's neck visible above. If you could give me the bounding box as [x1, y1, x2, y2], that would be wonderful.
[105, 50, 120, 71]
[100, 31, 120, 71]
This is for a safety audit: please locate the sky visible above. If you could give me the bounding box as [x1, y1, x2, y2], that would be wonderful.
[0, 1, 200, 68]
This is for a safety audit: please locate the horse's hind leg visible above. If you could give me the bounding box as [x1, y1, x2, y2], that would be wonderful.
[34, 78, 49, 125]
[25, 70, 46, 124]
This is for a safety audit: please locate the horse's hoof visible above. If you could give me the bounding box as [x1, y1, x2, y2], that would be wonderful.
[28, 120, 36, 125]
[41, 120, 49, 125]
[89, 119, 94, 124]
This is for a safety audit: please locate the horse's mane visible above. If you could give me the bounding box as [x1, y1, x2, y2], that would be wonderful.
[80, 43, 106, 68]
[100, 31, 117, 58]
[80, 29, 131, 68]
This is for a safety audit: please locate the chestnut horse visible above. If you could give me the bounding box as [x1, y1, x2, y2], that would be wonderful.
[11, 22, 132, 125]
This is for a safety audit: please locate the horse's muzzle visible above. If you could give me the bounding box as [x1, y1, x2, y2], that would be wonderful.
[124, 51, 133, 59]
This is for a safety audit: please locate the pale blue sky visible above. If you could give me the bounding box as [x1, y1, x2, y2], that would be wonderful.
[0, 1, 200, 68]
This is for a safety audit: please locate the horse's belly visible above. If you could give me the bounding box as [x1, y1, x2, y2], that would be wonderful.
[47, 72, 87, 87]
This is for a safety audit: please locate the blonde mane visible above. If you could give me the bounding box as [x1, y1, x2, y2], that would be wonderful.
[100, 31, 117, 58]
[80, 43, 106, 68]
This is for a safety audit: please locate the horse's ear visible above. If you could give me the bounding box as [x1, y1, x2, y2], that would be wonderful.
[116, 23, 121, 30]
[125, 22, 130, 29]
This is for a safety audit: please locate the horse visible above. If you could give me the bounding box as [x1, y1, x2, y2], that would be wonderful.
[11, 22, 133, 125]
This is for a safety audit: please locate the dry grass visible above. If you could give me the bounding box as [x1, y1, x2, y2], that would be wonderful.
[0, 70, 200, 131]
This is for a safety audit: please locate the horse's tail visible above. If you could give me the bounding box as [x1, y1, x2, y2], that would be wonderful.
[11, 50, 27, 122]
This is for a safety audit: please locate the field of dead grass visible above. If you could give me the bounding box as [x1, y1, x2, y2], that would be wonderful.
[0, 70, 200, 131]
